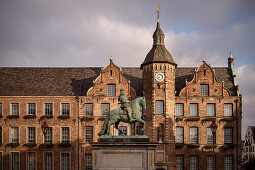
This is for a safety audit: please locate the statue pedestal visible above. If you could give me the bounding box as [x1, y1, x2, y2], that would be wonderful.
[92, 136, 157, 170]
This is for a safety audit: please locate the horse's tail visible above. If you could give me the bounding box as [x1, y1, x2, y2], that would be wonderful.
[97, 113, 110, 136]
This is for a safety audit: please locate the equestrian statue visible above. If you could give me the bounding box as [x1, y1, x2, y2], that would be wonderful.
[97, 88, 146, 136]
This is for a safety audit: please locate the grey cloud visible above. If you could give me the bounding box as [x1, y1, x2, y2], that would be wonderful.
[0, 0, 255, 139]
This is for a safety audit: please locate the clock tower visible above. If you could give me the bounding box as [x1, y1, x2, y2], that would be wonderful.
[141, 8, 177, 166]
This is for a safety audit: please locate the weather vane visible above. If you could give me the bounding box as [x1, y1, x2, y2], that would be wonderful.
[157, 5, 160, 22]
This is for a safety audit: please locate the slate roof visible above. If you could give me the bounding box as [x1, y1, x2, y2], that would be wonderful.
[141, 22, 176, 68]
[0, 67, 236, 97]
[141, 45, 176, 68]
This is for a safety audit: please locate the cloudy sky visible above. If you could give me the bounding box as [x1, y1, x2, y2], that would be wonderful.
[0, 0, 254, 139]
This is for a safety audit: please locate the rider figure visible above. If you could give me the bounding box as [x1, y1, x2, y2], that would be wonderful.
[118, 88, 135, 122]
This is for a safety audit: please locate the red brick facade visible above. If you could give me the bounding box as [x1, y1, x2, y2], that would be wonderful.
[0, 20, 242, 170]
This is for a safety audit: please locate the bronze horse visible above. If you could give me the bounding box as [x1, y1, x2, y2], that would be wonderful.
[97, 97, 146, 136]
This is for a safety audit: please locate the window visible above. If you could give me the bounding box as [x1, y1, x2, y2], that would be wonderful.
[85, 154, 92, 170]
[156, 100, 164, 114]
[207, 128, 214, 144]
[27, 152, 36, 170]
[10, 127, 19, 143]
[10, 152, 19, 170]
[27, 127, 36, 143]
[224, 104, 233, 116]
[85, 126, 93, 143]
[107, 84, 116, 96]
[207, 104, 215, 116]
[61, 153, 70, 170]
[190, 127, 198, 144]
[176, 155, 184, 170]
[0, 152, 2, 170]
[175, 103, 184, 116]
[44, 152, 53, 170]
[0, 127, 2, 145]
[224, 127, 233, 144]
[190, 155, 198, 170]
[0, 103, 2, 116]
[136, 126, 143, 135]
[175, 127, 184, 143]
[11, 103, 19, 115]
[27, 103, 36, 115]
[207, 155, 215, 170]
[200, 84, 209, 96]
[61, 127, 70, 144]
[118, 126, 127, 136]
[190, 103, 198, 116]
[101, 103, 110, 115]
[44, 103, 53, 116]
[85, 103, 93, 116]
[61, 103, 70, 116]
[224, 155, 233, 170]
[44, 127, 52, 144]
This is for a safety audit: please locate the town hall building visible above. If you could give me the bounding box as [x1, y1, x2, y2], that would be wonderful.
[0, 12, 242, 170]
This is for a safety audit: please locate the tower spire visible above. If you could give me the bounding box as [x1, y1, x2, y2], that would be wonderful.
[157, 5, 160, 23]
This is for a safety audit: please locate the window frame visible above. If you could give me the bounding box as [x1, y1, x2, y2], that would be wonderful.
[26, 151, 36, 170]
[27, 103, 36, 116]
[85, 103, 93, 116]
[156, 100, 164, 114]
[10, 103, 19, 116]
[85, 126, 93, 143]
[175, 103, 184, 116]
[44, 127, 53, 144]
[44, 103, 53, 116]
[118, 126, 127, 136]
[200, 84, 209, 96]
[0, 126, 2, 145]
[0, 103, 2, 116]
[107, 84, 116, 97]
[10, 127, 19, 144]
[207, 103, 216, 116]
[176, 154, 184, 170]
[224, 103, 233, 117]
[60, 152, 71, 170]
[189, 127, 198, 144]
[189, 103, 198, 116]
[10, 152, 20, 170]
[85, 154, 92, 170]
[190, 155, 198, 170]
[61, 103, 70, 116]
[27, 127, 36, 144]
[61, 127, 70, 144]
[0, 151, 2, 170]
[224, 155, 233, 170]
[101, 103, 110, 116]
[175, 127, 184, 144]
[136, 126, 144, 135]
[43, 151, 54, 170]
[207, 155, 215, 170]
[224, 127, 233, 144]
[207, 127, 215, 144]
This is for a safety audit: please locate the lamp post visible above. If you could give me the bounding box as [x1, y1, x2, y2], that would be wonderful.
[41, 121, 49, 141]
[210, 120, 218, 170]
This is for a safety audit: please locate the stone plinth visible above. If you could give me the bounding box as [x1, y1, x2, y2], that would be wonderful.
[92, 136, 157, 170]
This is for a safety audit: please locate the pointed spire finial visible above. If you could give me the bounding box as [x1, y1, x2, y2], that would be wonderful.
[157, 5, 160, 23]
[229, 51, 234, 58]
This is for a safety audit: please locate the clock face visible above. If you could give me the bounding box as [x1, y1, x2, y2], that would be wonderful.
[155, 72, 165, 82]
